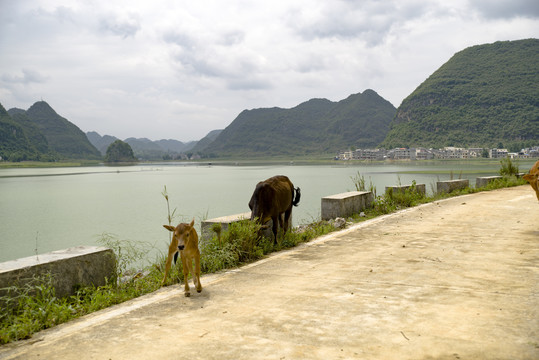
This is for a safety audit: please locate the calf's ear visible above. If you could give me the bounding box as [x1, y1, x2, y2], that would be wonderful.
[163, 225, 175, 232]
[189, 218, 195, 228]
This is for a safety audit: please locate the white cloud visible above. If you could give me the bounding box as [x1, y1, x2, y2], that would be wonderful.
[469, 0, 539, 19]
[0, 0, 537, 141]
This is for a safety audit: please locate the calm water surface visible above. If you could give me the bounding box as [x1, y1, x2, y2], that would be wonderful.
[1, 160, 533, 264]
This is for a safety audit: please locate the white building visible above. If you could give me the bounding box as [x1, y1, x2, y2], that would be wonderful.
[489, 148, 508, 158]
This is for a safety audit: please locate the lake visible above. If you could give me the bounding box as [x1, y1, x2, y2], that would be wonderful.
[1, 159, 533, 265]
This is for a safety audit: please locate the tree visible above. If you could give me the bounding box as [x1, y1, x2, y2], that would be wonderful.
[104, 140, 137, 163]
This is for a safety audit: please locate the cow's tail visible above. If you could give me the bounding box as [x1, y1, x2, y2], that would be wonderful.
[292, 187, 301, 207]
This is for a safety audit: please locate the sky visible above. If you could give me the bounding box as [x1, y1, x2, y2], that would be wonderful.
[1, 1, 538, 142]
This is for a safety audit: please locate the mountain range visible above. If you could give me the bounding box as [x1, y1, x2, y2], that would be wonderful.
[1, 39, 537, 161]
[86, 132, 200, 160]
[199, 89, 396, 157]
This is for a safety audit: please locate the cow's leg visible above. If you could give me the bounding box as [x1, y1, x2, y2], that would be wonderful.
[161, 239, 178, 286]
[271, 216, 279, 245]
[277, 213, 284, 237]
[283, 207, 292, 236]
[194, 252, 202, 293]
[180, 252, 191, 297]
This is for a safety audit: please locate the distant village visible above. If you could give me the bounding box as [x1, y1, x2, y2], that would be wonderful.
[336, 146, 539, 161]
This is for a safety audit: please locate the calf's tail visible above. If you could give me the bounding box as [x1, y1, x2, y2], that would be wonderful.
[292, 187, 301, 206]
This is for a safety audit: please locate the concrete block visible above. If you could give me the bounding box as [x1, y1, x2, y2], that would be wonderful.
[201, 212, 251, 241]
[0, 246, 116, 298]
[321, 191, 374, 221]
[385, 184, 426, 196]
[476, 176, 503, 188]
[201, 212, 278, 241]
[437, 179, 469, 194]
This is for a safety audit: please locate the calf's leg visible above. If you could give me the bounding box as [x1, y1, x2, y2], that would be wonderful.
[180, 253, 191, 297]
[194, 252, 202, 293]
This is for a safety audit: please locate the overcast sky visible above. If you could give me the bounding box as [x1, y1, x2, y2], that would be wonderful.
[1, 0, 538, 142]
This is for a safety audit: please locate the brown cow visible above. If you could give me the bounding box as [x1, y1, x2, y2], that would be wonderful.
[523, 159, 539, 201]
[249, 175, 301, 244]
[162, 219, 202, 297]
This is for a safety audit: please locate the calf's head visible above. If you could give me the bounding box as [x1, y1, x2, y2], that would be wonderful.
[163, 219, 195, 250]
[523, 172, 539, 201]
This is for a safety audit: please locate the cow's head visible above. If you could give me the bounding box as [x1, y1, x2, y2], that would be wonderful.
[249, 182, 273, 223]
[163, 219, 195, 250]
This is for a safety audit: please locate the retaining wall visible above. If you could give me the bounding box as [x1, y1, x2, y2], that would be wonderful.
[476, 176, 503, 188]
[0, 246, 116, 298]
[201, 212, 251, 241]
[437, 179, 470, 194]
[385, 184, 426, 196]
[321, 191, 374, 220]
[201, 212, 275, 241]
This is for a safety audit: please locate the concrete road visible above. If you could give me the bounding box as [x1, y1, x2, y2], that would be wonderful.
[1, 186, 538, 360]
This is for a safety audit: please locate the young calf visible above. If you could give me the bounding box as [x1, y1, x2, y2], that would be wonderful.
[162, 219, 202, 297]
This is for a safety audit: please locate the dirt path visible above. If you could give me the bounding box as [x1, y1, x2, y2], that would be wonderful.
[1, 185, 538, 360]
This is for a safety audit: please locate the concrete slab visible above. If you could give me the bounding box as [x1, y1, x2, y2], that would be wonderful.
[321, 191, 373, 220]
[436, 179, 469, 194]
[0, 246, 115, 298]
[385, 183, 426, 196]
[201, 212, 251, 241]
[476, 176, 503, 188]
[1, 186, 538, 360]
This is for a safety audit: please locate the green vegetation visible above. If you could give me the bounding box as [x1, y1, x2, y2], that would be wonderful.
[0, 162, 528, 344]
[200, 89, 396, 158]
[0, 101, 101, 162]
[498, 157, 519, 176]
[22, 101, 101, 159]
[104, 140, 137, 164]
[0, 103, 43, 162]
[381, 39, 539, 150]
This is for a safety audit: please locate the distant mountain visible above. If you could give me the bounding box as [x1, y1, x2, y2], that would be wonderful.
[0, 103, 40, 161]
[87, 132, 197, 160]
[156, 139, 196, 153]
[381, 39, 539, 150]
[1, 101, 100, 161]
[86, 131, 118, 155]
[22, 101, 101, 159]
[202, 89, 396, 157]
[190, 129, 223, 154]
[9, 111, 49, 154]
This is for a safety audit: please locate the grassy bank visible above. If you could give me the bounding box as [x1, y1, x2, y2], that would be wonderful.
[0, 160, 529, 344]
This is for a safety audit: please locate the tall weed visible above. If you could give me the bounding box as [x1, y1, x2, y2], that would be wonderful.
[499, 158, 519, 176]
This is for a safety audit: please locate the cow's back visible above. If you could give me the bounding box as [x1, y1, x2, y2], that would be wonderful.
[264, 175, 294, 213]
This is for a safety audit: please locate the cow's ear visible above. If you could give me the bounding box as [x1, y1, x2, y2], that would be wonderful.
[523, 174, 533, 181]
[163, 225, 175, 232]
[189, 218, 195, 228]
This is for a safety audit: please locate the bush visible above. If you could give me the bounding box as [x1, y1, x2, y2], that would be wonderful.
[499, 157, 519, 176]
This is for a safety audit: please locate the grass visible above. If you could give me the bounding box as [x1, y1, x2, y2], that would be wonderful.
[0, 167, 529, 344]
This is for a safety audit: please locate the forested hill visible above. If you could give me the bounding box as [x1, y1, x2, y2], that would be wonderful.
[0, 101, 101, 161]
[0, 102, 42, 161]
[201, 89, 396, 157]
[24, 101, 101, 158]
[381, 39, 539, 150]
